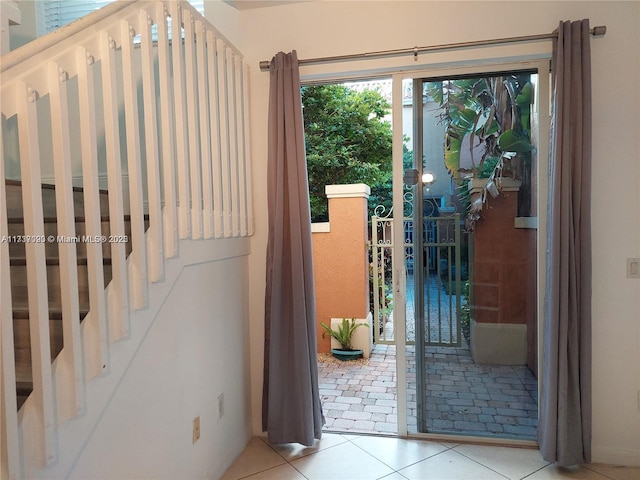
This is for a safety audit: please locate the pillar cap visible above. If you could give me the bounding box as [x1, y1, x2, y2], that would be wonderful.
[468, 177, 521, 194]
[325, 184, 371, 199]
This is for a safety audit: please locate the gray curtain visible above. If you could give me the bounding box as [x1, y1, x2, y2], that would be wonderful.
[262, 51, 324, 446]
[539, 20, 592, 467]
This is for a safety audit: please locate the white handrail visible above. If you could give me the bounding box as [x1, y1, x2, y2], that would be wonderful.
[0, 1, 243, 76]
[0, 2, 130, 74]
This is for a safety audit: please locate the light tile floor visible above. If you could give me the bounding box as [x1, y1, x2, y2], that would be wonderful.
[221, 434, 640, 480]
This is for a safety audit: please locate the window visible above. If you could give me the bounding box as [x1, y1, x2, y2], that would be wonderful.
[41, 0, 205, 34]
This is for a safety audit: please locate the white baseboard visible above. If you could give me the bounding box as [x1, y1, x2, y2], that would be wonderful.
[592, 445, 640, 467]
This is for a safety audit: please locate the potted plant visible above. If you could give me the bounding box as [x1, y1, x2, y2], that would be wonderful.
[320, 318, 369, 361]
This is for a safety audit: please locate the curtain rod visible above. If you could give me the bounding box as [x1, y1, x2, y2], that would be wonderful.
[259, 25, 606, 72]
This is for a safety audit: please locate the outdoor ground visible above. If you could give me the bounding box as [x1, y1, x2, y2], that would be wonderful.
[318, 342, 538, 440]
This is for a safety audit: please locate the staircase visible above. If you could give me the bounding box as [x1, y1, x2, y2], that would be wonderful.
[6, 180, 148, 410]
[1, 2, 253, 478]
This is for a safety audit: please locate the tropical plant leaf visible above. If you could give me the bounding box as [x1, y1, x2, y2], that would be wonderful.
[320, 318, 369, 350]
[444, 134, 462, 178]
[426, 81, 443, 103]
[516, 82, 533, 131]
[516, 82, 532, 108]
[497, 129, 534, 153]
[430, 74, 534, 229]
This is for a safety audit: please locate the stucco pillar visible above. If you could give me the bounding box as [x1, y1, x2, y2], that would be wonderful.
[312, 184, 371, 354]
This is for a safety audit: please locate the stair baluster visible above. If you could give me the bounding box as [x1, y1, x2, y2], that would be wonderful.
[99, 29, 130, 341]
[171, 1, 192, 240]
[48, 60, 84, 419]
[140, 9, 165, 282]
[156, 2, 179, 256]
[1, 120, 21, 480]
[16, 79, 57, 468]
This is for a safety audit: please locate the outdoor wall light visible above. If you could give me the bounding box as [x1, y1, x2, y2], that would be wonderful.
[422, 172, 436, 185]
[403, 169, 437, 187]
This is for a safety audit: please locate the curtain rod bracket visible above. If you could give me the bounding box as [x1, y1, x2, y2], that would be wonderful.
[414, 46, 418, 61]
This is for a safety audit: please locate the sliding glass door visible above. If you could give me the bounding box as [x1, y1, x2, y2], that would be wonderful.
[393, 62, 550, 442]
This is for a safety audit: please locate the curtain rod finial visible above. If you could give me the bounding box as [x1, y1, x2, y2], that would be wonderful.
[260, 60, 271, 71]
[592, 25, 606, 37]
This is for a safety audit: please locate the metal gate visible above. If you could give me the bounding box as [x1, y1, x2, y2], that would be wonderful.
[370, 211, 463, 346]
[369, 212, 404, 345]
[414, 213, 463, 347]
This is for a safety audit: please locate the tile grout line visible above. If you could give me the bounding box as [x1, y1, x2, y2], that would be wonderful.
[256, 436, 310, 479]
[519, 463, 556, 480]
[581, 463, 628, 480]
[344, 435, 471, 479]
[450, 447, 519, 480]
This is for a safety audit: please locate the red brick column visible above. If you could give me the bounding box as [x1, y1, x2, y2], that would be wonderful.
[469, 179, 536, 366]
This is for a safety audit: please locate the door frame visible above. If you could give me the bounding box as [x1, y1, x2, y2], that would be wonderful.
[392, 59, 550, 443]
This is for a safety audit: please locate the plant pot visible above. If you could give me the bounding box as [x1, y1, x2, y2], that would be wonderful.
[331, 348, 364, 361]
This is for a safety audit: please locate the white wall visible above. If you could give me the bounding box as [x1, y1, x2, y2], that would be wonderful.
[66, 255, 252, 479]
[235, 0, 640, 466]
[8, 0, 39, 50]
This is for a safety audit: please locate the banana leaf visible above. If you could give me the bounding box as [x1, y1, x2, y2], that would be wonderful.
[444, 134, 462, 178]
[497, 129, 534, 153]
[516, 82, 532, 131]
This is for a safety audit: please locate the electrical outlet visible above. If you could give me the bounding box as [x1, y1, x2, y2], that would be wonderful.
[193, 416, 200, 443]
[627, 258, 640, 279]
[218, 393, 224, 419]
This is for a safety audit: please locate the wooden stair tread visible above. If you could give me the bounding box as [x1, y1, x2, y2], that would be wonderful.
[14, 363, 33, 384]
[11, 302, 90, 319]
[5, 178, 110, 195]
[15, 362, 33, 410]
[7, 214, 147, 224]
[10, 256, 113, 266]
[16, 383, 33, 395]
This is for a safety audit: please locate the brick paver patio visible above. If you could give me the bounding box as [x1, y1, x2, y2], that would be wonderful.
[318, 341, 538, 440]
[318, 345, 398, 434]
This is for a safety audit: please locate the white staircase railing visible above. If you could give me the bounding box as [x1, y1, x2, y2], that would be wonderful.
[0, 1, 253, 477]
